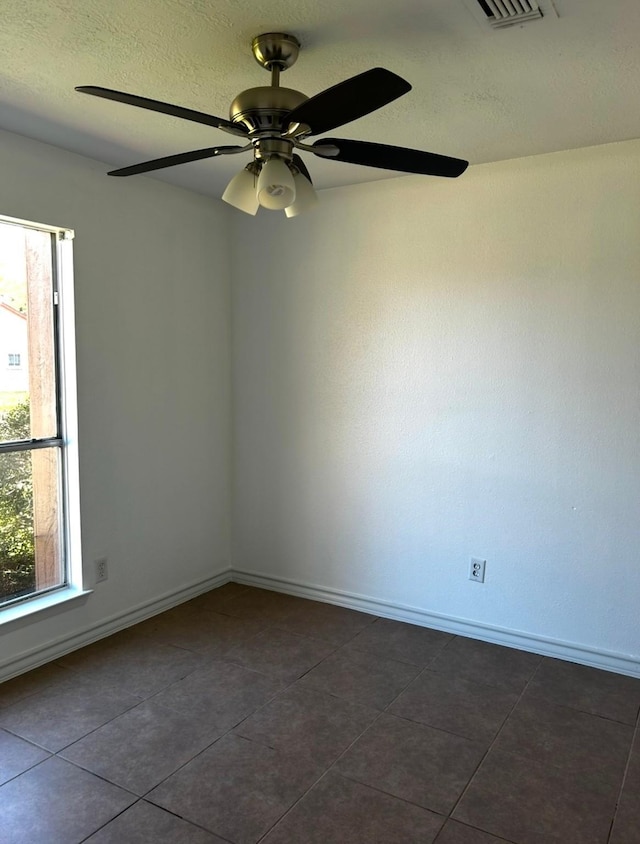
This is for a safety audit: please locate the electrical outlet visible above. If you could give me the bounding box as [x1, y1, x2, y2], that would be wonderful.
[469, 557, 486, 583]
[94, 557, 108, 583]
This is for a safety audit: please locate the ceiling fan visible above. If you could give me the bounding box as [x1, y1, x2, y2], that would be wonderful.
[76, 33, 469, 217]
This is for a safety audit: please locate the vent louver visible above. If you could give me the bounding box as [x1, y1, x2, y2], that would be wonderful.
[474, 0, 544, 28]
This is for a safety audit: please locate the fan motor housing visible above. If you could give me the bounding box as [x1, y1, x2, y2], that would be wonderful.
[229, 86, 308, 134]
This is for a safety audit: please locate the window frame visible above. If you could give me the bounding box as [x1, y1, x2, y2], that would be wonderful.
[0, 214, 86, 622]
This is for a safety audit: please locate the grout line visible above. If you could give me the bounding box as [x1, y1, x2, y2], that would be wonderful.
[138, 730, 229, 799]
[446, 662, 539, 821]
[344, 633, 454, 672]
[381, 708, 493, 745]
[335, 767, 443, 808]
[606, 709, 639, 844]
[3, 687, 145, 756]
[0, 724, 52, 752]
[120, 617, 345, 807]
[253, 767, 334, 844]
[76, 799, 143, 844]
[252, 642, 461, 841]
[433, 819, 519, 844]
[0, 743, 52, 787]
[254, 710, 388, 843]
[0, 665, 76, 711]
[75, 797, 238, 844]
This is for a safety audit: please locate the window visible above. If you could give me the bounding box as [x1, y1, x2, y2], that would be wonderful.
[0, 215, 80, 610]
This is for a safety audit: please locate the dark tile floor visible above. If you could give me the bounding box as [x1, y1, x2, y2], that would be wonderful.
[1, 583, 639, 844]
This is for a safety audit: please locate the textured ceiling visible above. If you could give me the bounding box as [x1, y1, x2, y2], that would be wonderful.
[1, 0, 639, 198]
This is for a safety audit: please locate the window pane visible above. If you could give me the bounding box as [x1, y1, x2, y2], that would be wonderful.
[0, 223, 57, 442]
[0, 447, 63, 605]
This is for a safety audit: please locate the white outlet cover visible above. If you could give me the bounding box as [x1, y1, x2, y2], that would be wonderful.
[469, 557, 486, 583]
[94, 557, 108, 583]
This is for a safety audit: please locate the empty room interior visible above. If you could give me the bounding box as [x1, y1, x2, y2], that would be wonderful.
[0, 1, 639, 842]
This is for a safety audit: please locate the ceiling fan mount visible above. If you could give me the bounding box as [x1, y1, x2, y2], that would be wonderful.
[251, 32, 301, 72]
[76, 32, 469, 216]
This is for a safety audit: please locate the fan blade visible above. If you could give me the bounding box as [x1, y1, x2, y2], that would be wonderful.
[313, 138, 468, 177]
[283, 68, 411, 136]
[292, 154, 313, 184]
[76, 86, 247, 136]
[108, 146, 246, 177]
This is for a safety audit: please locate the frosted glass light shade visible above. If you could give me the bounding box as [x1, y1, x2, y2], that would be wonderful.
[222, 167, 259, 215]
[285, 172, 318, 217]
[257, 157, 296, 210]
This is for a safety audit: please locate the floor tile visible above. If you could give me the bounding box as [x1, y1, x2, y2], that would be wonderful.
[187, 581, 251, 611]
[624, 726, 640, 785]
[60, 700, 222, 795]
[453, 748, 619, 844]
[389, 669, 518, 744]
[0, 729, 50, 785]
[346, 617, 453, 666]
[151, 660, 285, 730]
[234, 683, 378, 765]
[84, 800, 228, 843]
[225, 627, 335, 682]
[336, 712, 485, 814]
[261, 772, 444, 844]
[493, 692, 633, 775]
[527, 658, 640, 724]
[435, 820, 516, 843]
[610, 788, 640, 844]
[133, 606, 265, 658]
[275, 600, 376, 645]
[0, 674, 141, 751]
[215, 586, 306, 623]
[0, 756, 135, 844]
[126, 604, 189, 637]
[296, 646, 420, 709]
[55, 636, 207, 698]
[609, 726, 640, 844]
[430, 637, 541, 692]
[147, 733, 322, 844]
[0, 663, 71, 708]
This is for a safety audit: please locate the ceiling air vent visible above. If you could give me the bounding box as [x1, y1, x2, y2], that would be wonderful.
[463, 0, 558, 29]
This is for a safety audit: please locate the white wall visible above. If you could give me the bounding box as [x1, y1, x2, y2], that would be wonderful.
[231, 139, 640, 663]
[2, 128, 638, 676]
[0, 128, 232, 672]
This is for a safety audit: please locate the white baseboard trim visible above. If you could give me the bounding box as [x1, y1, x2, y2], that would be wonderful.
[4, 565, 638, 683]
[0, 568, 232, 683]
[233, 569, 640, 679]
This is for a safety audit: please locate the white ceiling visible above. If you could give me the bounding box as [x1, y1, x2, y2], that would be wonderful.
[1, 0, 639, 198]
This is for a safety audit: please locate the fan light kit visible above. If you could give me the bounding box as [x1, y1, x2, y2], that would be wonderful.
[76, 33, 469, 217]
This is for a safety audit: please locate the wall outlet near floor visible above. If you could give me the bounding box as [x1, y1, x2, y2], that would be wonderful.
[94, 557, 109, 583]
[469, 557, 486, 583]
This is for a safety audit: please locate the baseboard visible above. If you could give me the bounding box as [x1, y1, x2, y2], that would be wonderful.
[0, 567, 232, 683]
[233, 569, 640, 679]
[4, 565, 638, 683]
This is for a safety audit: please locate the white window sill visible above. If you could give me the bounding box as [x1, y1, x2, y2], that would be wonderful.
[0, 586, 92, 627]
